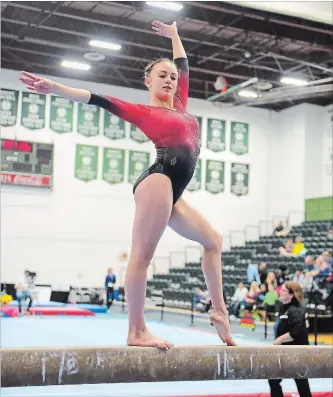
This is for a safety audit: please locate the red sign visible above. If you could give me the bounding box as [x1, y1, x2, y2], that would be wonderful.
[1, 172, 51, 187]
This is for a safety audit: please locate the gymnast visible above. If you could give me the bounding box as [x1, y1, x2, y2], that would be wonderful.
[19, 20, 235, 350]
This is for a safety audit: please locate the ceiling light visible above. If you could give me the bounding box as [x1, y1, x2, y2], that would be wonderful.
[238, 90, 258, 98]
[146, 2, 183, 11]
[280, 77, 308, 86]
[61, 60, 90, 71]
[89, 40, 121, 51]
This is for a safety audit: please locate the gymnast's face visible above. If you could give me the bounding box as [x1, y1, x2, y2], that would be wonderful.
[146, 61, 178, 100]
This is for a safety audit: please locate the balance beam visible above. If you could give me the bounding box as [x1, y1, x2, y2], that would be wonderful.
[1, 345, 332, 387]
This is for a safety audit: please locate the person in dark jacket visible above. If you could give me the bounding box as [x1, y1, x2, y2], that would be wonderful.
[269, 281, 312, 397]
[105, 268, 116, 309]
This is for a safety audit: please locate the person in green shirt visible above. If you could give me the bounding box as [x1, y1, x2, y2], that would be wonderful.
[264, 284, 279, 320]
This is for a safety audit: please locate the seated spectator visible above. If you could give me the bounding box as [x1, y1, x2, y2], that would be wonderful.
[259, 262, 268, 285]
[240, 281, 261, 311]
[263, 284, 279, 320]
[291, 236, 306, 256]
[322, 251, 333, 268]
[310, 256, 331, 279]
[229, 282, 248, 318]
[247, 262, 261, 284]
[327, 228, 333, 240]
[265, 271, 278, 290]
[276, 265, 288, 286]
[14, 270, 35, 315]
[279, 239, 294, 256]
[293, 269, 307, 289]
[274, 219, 291, 237]
[257, 283, 267, 306]
[304, 256, 315, 272]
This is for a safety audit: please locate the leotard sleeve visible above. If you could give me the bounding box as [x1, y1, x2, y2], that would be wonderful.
[88, 92, 150, 126]
[174, 57, 189, 112]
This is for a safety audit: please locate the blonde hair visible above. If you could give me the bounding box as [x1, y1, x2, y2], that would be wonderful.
[144, 57, 178, 79]
[285, 281, 304, 303]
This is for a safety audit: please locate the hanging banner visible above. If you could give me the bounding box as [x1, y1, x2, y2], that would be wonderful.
[205, 160, 225, 194]
[231, 162, 250, 196]
[230, 121, 249, 155]
[103, 113, 126, 140]
[206, 118, 226, 152]
[50, 96, 73, 133]
[1, 89, 19, 127]
[74, 144, 99, 182]
[21, 92, 46, 130]
[128, 150, 150, 184]
[130, 124, 149, 143]
[77, 103, 100, 137]
[186, 159, 201, 192]
[194, 116, 203, 147]
[102, 148, 125, 184]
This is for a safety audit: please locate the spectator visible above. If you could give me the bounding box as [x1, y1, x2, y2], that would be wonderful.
[259, 262, 268, 285]
[240, 281, 261, 311]
[265, 271, 278, 290]
[257, 283, 267, 306]
[276, 266, 288, 287]
[279, 239, 294, 256]
[274, 219, 291, 237]
[303, 256, 315, 273]
[291, 236, 306, 256]
[105, 267, 116, 309]
[311, 256, 331, 279]
[322, 251, 333, 268]
[327, 228, 333, 240]
[14, 270, 35, 314]
[293, 269, 307, 289]
[247, 262, 261, 284]
[263, 284, 279, 319]
[229, 282, 248, 318]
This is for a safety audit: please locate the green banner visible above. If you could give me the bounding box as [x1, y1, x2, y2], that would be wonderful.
[128, 150, 150, 184]
[205, 160, 225, 194]
[230, 122, 249, 155]
[21, 92, 46, 130]
[130, 124, 149, 143]
[102, 148, 125, 184]
[1, 89, 19, 127]
[50, 96, 73, 133]
[206, 118, 226, 152]
[231, 162, 249, 196]
[75, 144, 99, 182]
[103, 113, 125, 140]
[77, 103, 100, 137]
[195, 116, 203, 147]
[186, 159, 201, 192]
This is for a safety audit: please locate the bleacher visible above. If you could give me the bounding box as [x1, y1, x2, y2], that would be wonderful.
[146, 220, 333, 310]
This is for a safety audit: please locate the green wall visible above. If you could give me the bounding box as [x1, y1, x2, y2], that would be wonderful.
[305, 196, 333, 221]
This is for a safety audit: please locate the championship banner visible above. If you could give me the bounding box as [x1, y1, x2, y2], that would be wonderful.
[1, 89, 19, 127]
[50, 96, 73, 133]
[77, 103, 100, 137]
[230, 121, 249, 155]
[128, 150, 150, 185]
[103, 113, 126, 140]
[231, 162, 250, 196]
[205, 160, 225, 194]
[130, 124, 149, 143]
[102, 148, 125, 184]
[21, 92, 46, 130]
[186, 159, 201, 192]
[206, 118, 226, 152]
[74, 144, 99, 182]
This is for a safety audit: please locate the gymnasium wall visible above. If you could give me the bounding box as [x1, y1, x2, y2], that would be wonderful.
[1, 68, 329, 286]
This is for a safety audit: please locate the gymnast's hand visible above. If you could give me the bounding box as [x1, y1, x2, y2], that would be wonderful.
[152, 20, 178, 38]
[19, 72, 55, 94]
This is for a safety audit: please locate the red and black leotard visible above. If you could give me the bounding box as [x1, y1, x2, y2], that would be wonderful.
[88, 57, 200, 205]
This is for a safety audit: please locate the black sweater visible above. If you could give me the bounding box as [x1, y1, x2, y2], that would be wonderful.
[275, 298, 309, 345]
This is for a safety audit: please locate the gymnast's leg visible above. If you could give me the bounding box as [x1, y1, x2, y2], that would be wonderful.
[168, 198, 235, 345]
[126, 174, 174, 350]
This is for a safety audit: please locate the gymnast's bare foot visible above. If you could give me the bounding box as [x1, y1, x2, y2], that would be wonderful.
[210, 309, 237, 346]
[127, 328, 173, 350]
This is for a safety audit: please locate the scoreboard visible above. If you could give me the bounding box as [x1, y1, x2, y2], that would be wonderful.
[1, 139, 54, 187]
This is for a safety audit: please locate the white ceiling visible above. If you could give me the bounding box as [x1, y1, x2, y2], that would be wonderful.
[227, 1, 333, 25]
